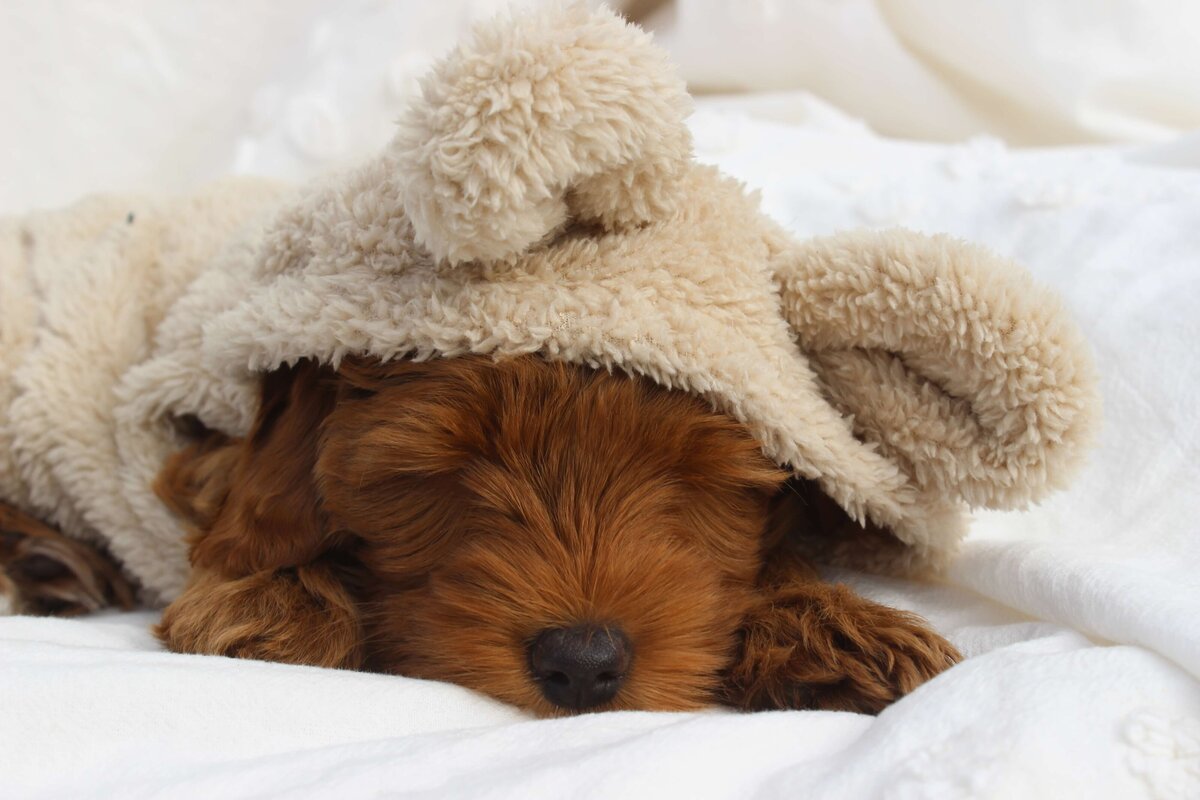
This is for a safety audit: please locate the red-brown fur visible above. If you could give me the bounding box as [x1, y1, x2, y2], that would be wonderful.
[4, 355, 959, 714]
[0, 503, 135, 616]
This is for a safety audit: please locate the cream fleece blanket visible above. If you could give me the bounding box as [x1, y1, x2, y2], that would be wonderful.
[0, 4, 1098, 602]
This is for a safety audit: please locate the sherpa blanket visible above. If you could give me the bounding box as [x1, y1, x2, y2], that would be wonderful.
[0, 180, 288, 601]
[0, 5, 1096, 604]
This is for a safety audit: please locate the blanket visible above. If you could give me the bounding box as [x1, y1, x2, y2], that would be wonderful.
[2, 106, 1197, 798]
[0, 4, 1098, 603]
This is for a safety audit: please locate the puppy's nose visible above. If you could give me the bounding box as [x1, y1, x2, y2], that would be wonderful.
[529, 624, 631, 710]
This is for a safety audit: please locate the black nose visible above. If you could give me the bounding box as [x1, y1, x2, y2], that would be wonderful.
[529, 624, 631, 710]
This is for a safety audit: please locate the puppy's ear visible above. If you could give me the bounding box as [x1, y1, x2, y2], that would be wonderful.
[155, 360, 339, 576]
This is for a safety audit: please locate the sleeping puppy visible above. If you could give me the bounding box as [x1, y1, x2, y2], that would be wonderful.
[0, 2, 1101, 719]
[142, 354, 958, 716]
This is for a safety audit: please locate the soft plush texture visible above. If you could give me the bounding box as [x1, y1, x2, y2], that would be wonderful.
[0, 3, 1097, 603]
[0, 181, 289, 601]
[647, 0, 1200, 146]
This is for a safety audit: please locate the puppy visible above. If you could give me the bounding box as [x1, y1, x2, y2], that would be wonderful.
[140, 354, 957, 716]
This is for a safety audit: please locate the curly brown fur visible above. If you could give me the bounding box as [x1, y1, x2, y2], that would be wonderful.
[151, 354, 957, 715]
[157, 562, 362, 669]
[0, 502, 135, 616]
[0, 561, 19, 613]
[722, 544, 960, 713]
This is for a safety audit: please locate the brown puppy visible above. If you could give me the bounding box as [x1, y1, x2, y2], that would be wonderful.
[149, 355, 957, 716]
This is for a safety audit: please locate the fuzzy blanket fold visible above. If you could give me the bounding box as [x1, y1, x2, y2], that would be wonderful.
[0, 4, 1098, 602]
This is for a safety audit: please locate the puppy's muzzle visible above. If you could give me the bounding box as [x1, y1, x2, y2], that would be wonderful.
[529, 624, 631, 710]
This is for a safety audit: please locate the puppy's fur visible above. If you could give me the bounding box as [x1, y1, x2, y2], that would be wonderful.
[157, 356, 957, 714]
[0, 503, 134, 616]
[3, 355, 958, 715]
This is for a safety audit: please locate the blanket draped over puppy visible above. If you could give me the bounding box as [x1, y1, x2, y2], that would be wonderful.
[0, 5, 1099, 603]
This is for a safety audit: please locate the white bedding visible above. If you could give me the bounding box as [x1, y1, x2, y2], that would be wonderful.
[648, 0, 1200, 145]
[3, 2, 1200, 798]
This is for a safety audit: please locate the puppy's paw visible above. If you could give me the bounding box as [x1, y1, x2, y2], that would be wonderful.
[794, 589, 960, 713]
[0, 504, 136, 616]
[157, 565, 363, 669]
[724, 582, 959, 714]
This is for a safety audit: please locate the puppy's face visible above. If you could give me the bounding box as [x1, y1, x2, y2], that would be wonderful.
[159, 356, 787, 715]
[322, 357, 786, 714]
[159, 357, 961, 716]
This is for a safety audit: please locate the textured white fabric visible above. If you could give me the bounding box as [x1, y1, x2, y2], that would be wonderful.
[6, 0, 1198, 217]
[2, 112, 1197, 798]
[2, 602, 1197, 799]
[650, 0, 1200, 145]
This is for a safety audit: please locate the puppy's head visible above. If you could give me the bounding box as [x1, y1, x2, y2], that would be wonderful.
[158, 356, 787, 715]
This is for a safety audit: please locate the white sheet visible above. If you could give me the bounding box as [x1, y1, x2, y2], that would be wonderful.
[649, 0, 1200, 145]
[3, 108, 1199, 798]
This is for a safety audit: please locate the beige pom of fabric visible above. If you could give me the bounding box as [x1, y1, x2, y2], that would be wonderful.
[393, 2, 693, 266]
[774, 228, 1101, 514]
